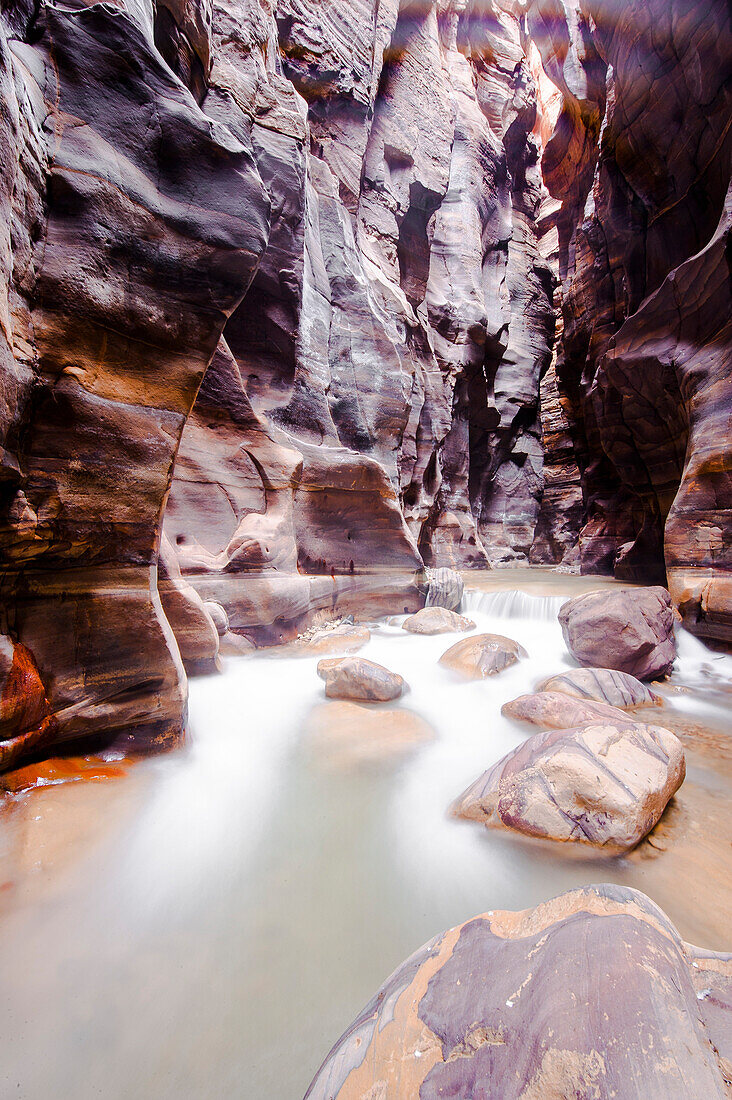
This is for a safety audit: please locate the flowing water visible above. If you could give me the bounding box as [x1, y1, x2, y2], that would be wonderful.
[0, 570, 730, 1099]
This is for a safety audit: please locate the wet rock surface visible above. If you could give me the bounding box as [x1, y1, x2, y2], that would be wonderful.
[401, 607, 475, 636]
[538, 667, 661, 709]
[305, 884, 732, 1100]
[501, 690, 630, 730]
[317, 657, 405, 703]
[558, 587, 677, 681]
[452, 720, 685, 853]
[439, 634, 527, 680]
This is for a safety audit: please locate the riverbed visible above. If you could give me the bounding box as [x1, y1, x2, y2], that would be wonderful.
[1, 569, 730, 1098]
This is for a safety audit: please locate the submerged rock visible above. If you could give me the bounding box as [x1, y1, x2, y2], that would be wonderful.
[402, 607, 475, 635]
[558, 587, 677, 680]
[317, 657, 405, 703]
[305, 702, 433, 769]
[452, 720, 684, 853]
[425, 568, 465, 612]
[502, 691, 631, 730]
[538, 667, 661, 709]
[439, 634, 526, 680]
[305, 884, 732, 1100]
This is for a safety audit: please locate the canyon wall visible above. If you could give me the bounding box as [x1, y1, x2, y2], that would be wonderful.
[162, 0, 562, 647]
[0, 0, 729, 764]
[531, 0, 732, 640]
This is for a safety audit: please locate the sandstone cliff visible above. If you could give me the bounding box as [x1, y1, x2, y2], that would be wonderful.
[531, 0, 732, 640]
[0, 0, 729, 762]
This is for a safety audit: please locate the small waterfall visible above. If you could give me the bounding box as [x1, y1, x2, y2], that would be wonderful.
[462, 588, 568, 622]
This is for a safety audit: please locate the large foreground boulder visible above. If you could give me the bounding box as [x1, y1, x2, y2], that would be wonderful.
[317, 658, 405, 703]
[305, 884, 732, 1099]
[538, 667, 661, 709]
[402, 607, 475, 635]
[439, 634, 527, 679]
[502, 691, 631, 730]
[558, 587, 677, 680]
[452, 721, 685, 853]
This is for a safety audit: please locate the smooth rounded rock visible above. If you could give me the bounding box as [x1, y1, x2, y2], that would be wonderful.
[502, 691, 632, 729]
[305, 884, 732, 1100]
[317, 657, 405, 702]
[402, 607, 475, 635]
[439, 633, 526, 679]
[558, 587, 676, 680]
[301, 624, 371, 657]
[538, 667, 662, 708]
[452, 720, 685, 853]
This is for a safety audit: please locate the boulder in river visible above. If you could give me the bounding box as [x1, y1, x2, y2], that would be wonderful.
[300, 624, 371, 657]
[305, 884, 732, 1100]
[558, 587, 676, 680]
[402, 607, 475, 635]
[502, 691, 631, 729]
[439, 634, 526, 679]
[452, 720, 685, 853]
[538, 667, 661, 708]
[424, 567, 464, 611]
[317, 657, 405, 702]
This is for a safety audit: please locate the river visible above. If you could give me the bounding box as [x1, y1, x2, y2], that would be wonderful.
[1, 569, 730, 1098]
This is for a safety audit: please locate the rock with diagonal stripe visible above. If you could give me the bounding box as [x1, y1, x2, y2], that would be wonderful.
[451, 721, 685, 853]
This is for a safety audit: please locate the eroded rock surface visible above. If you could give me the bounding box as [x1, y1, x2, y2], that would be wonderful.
[305, 884, 732, 1099]
[439, 633, 526, 680]
[501, 690, 630, 730]
[530, 0, 732, 640]
[402, 607, 475, 636]
[452, 720, 685, 852]
[538, 666, 661, 709]
[559, 587, 677, 681]
[317, 657, 405, 703]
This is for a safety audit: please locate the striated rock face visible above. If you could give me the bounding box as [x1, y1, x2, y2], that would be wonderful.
[161, 0, 560, 647]
[530, 0, 732, 640]
[0, 0, 269, 756]
[305, 884, 732, 1098]
[537, 667, 662, 709]
[0, 0, 729, 762]
[452, 719, 685, 852]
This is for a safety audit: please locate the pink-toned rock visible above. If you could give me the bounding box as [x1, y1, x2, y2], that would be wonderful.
[439, 634, 527, 680]
[301, 624, 371, 658]
[402, 607, 475, 636]
[558, 587, 676, 680]
[317, 657, 405, 703]
[501, 691, 631, 730]
[538, 667, 661, 709]
[452, 720, 685, 853]
[305, 884, 732, 1099]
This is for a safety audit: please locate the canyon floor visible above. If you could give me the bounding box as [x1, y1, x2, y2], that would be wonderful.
[0, 569, 730, 1098]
